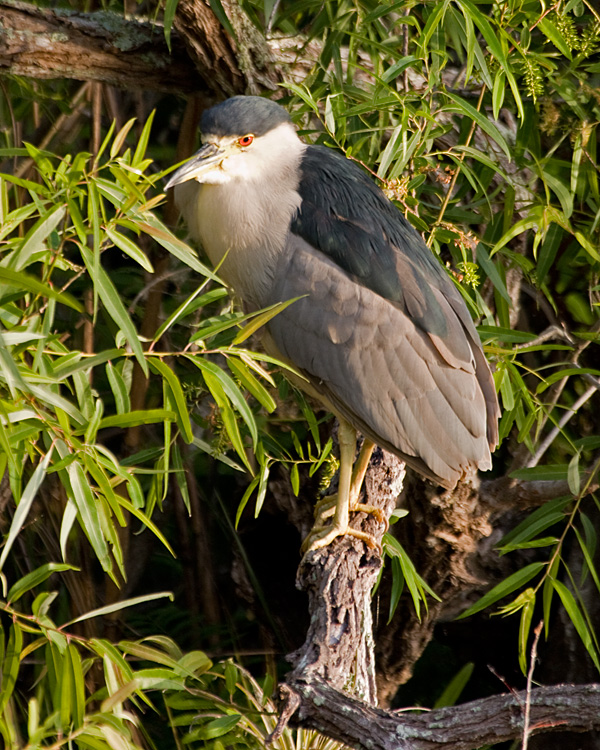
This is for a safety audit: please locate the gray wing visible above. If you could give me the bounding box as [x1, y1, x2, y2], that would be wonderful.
[266, 234, 498, 489]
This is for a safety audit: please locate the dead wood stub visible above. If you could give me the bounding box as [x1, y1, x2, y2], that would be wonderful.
[286, 449, 405, 704]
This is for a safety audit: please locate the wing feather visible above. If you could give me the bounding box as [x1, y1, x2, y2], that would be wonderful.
[266, 237, 495, 488]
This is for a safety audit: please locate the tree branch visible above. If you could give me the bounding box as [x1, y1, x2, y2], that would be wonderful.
[0, 0, 201, 94]
[0, 0, 287, 97]
[278, 678, 600, 750]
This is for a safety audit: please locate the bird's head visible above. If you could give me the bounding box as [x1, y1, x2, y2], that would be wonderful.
[165, 96, 303, 189]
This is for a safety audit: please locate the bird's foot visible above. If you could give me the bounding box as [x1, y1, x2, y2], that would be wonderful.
[301, 495, 387, 555]
[313, 492, 389, 529]
[301, 521, 381, 555]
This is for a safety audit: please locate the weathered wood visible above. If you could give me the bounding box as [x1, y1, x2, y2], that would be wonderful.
[0, 0, 200, 93]
[286, 448, 405, 704]
[275, 679, 600, 750]
[172, 0, 282, 96]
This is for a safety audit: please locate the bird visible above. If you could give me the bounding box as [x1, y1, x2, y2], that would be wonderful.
[165, 95, 500, 553]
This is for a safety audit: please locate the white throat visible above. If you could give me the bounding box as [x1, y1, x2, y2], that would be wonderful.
[175, 122, 305, 307]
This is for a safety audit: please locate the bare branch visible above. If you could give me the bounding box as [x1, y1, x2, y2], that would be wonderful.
[282, 678, 600, 750]
[526, 385, 598, 469]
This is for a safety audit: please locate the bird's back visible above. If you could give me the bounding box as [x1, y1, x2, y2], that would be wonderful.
[265, 145, 499, 488]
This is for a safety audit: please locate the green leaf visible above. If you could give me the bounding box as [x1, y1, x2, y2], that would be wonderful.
[476, 243, 511, 303]
[9, 203, 65, 271]
[207, 0, 236, 39]
[148, 358, 194, 444]
[63, 592, 173, 627]
[227, 357, 276, 412]
[567, 451, 581, 496]
[477, 325, 537, 343]
[7, 562, 77, 603]
[445, 92, 511, 159]
[68, 644, 85, 728]
[67, 462, 111, 572]
[137, 214, 220, 279]
[185, 355, 258, 448]
[0, 622, 22, 713]
[133, 110, 156, 167]
[105, 361, 131, 414]
[110, 118, 136, 158]
[458, 562, 546, 619]
[458, 0, 523, 119]
[498, 496, 571, 551]
[518, 589, 535, 674]
[84, 398, 104, 445]
[551, 578, 600, 671]
[543, 171, 573, 219]
[434, 662, 474, 708]
[171, 443, 191, 514]
[190, 714, 241, 741]
[575, 231, 600, 262]
[105, 227, 154, 272]
[236, 475, 259, 528]
[383, 534, 440, 620]
[163, 0, 178, 50]
[381, 56, 419, 83]
[79, 245, 148, 375]
[537, 223, 563, 285]
[254, 458, 270, 517]
[232, 297, 302, 345]
[0, 267, 83, 311]
[154, 286, 228, 343]
[509, 465, 570, 481]
[539, 17, 573, 59]
[574, 526, 600, 596]
[99, 409, 177, 430]
[290, 463, 300, 496]
[492, 71, 506, 120]
[0, 448, 53, 573]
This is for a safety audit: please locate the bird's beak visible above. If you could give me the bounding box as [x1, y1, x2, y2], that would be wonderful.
[165, 142, 226, 189]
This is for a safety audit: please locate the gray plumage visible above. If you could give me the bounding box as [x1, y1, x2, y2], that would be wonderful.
[166, 95, 500, 490]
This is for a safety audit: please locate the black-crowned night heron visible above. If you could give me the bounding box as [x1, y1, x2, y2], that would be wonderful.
[166, 96, 500, 552]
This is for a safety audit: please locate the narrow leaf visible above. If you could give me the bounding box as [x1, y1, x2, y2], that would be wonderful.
[458, 562, 546, 619]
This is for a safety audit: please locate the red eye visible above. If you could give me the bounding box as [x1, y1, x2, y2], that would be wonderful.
[238, 134, 254, 147]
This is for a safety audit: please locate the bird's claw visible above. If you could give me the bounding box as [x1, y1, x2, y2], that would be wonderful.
[313, 493, 389, 530]
[301, 496, 387, 555]
[301, 523, 382, 556]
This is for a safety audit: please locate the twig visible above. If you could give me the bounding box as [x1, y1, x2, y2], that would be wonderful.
[513, 324, 575, 350]
[526, 384, 597, 468]
[266, 684, 301, 743]
[522, 621, 543, 750]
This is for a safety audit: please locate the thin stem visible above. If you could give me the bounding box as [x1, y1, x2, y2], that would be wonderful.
[522, 621, 543, 750]
[427, 85, 487, 247]
[526, 384, 597, 468]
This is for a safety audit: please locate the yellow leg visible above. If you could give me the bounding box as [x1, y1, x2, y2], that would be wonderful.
[313, 438, 379, 518]
[302, 423, 385, 553]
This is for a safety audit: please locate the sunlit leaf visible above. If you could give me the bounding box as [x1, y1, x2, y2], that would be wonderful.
[458, 563, 546, 619]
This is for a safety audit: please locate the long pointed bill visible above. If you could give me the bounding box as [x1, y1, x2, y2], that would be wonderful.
[164, 143, 225, 189]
